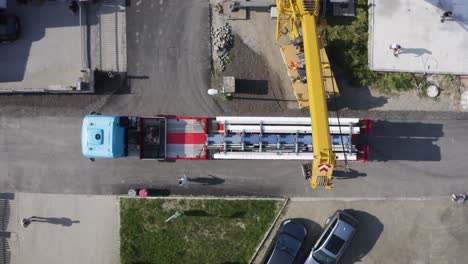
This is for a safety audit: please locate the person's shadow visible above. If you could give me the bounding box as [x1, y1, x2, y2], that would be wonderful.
[398, 47, 432, 57]
[188, 175, 225, 185]
[31, 216, 80, 227]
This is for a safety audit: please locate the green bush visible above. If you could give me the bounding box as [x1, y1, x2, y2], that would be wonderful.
[370, 73, 414, 94]
[324, 0, 418, 94]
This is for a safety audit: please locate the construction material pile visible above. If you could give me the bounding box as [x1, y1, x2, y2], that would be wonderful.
[212, 23, 234, 71]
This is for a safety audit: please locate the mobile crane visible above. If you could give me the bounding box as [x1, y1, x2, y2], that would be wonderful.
[276, 0, 347, 189]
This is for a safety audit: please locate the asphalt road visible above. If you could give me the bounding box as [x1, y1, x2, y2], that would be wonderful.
[103, 0, 221, 116]
[1, 114, 468, 197]
[0, 0, 468, 198]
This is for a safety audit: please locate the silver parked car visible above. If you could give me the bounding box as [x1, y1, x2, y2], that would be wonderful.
[304, 210, 358, 264]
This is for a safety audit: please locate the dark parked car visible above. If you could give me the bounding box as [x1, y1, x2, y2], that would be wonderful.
[304, 210, 358, 264]
[0, 13, 20, 43]
[266, 219, 308, 264]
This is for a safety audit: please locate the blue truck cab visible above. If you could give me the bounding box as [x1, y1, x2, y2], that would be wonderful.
[81, 114, 126, 159]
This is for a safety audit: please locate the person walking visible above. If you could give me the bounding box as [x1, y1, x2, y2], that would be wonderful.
[452, 194, 466, 204]
[389, 44, 401, 57]
[22, 216, 40, 228]
[178, 175, 190, 187]
[441, 11, 453, 23]
[21, 218, 32, 228]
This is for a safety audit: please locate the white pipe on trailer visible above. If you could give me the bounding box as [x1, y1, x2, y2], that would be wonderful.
[213, 152, 358, 160]
[216, 116, 360, 126]
[225, 125, 360, 134]
[207, 144, 356, 152]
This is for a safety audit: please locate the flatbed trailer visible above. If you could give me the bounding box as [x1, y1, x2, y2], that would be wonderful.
[82, 114, 371, 161]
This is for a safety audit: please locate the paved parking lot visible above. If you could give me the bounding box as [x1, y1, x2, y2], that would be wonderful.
[114, 0, 221, 116]
[0, 0, 126, 93]
[255, 198, 468, 264]
[4, 193, 120, 264]
[0, 1, 85, 91]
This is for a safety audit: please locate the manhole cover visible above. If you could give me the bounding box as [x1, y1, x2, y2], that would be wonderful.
[427, 85, 439, 98]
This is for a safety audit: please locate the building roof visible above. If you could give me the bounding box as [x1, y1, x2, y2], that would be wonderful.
[369, 0, 468, 74]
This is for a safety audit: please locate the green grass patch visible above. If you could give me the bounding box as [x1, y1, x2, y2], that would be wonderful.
[324, 0, 421, 94]
[120, 198, 283, 264]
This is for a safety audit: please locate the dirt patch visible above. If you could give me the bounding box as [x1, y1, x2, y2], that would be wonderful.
[210, 1, 299, 114]
[213, 35, 292, 114]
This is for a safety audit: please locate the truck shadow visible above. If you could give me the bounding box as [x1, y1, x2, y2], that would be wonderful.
[365, 121, 443, 161]
[340, 209, 384, 264]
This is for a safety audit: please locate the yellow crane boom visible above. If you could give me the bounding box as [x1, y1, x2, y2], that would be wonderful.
[276, 0, 336, 189]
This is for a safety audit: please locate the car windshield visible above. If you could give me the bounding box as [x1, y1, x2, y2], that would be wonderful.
[325, 234, 345, 255]
[339, 213, 357, 227]
[315, 218, 337, 249]
[312, 249, 337, 264]
[277, 233, 301, 257]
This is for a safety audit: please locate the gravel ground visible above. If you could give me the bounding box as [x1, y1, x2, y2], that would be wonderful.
[210, 1, 298, 114]
[214, 35, 293, 114]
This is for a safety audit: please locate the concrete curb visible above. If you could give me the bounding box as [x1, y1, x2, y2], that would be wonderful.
[289, 196, 447, 201]
[119, 195, 285, 201]
[249, 197, 289, 264]
[368, 0, 375, 70]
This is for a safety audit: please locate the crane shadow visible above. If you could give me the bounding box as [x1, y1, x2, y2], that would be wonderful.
[333, 169, 367, 179]
[329, 69, 388, 111]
